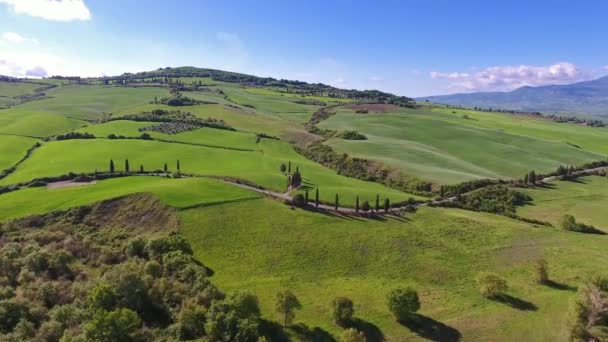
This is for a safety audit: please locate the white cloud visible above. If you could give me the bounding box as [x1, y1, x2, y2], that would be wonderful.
[2, 31, 24, 43]
[0, 0, 91, 21]
[430, 62, 588, 92]
[369, 76, 382, 82]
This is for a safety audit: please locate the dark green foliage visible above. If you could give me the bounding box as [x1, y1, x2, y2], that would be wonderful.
[335, 193, 339, 210]
[177, 160, 180, 171]
[55, 132, 95, 140]
[109, 159, 115, 173]
[291, 194, 307, 208]
[291, 169, 302, 188]
[355, 196, 359, 213]
[315, 188, 319, 208]
[441, 178, 497, 198]
[83, 308, 141, 342]
[118, 109, 234, 132]
[375, 194, 380, 211]
[361, 200, 370, 212]
[560, 215, 604, 234]
[443, 185, 532, 215]
[288, 161, 291, 173]
[295, 143, 432, 195]
[280, 163, 286, 173]
[386, 287, 420, 321]
[529, 170, 537, 185]
[164, 163, 168, 173]
[125, 159, 129, 173]
[384, 198, 390, 212]
[336, 130, 367, 140]
[331, 297, 354, 326]
[204, 291, 261, 341]
[139, 165, 144, 173]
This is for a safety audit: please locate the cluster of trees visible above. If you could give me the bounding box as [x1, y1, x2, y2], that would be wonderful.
[336, 130, 367, 140]
[560, 215, 604, 235]
[522, 170, 538, 185]
[435, 185, 532, 215]
[107, 133, 153, 140]
[569, 275, 608, 340]
[295, 142, 433, 195]
[116, 110, 234, 131]
[109, 159, 181, 175]
[54, 132, 95, 141]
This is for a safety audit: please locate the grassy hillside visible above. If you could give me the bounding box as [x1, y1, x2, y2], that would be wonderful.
[180, 197, 608, 341]
[0, 109, 87, 137]
[16, 85, 169, 120]
[0, 134, 39, 171]
[0, 138, 421, 205]
[0, 80, 41, 97]
[518, 176, 608, 231]
[319, 106, 605, 184]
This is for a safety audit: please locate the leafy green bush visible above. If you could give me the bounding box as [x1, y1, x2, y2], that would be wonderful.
[476, 272, 507, 298]
[386, 287, 420, 321]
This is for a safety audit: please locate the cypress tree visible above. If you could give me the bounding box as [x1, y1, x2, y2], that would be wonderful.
[125, 159, 129, 173]
[356, 196, 359, 213]
[335, 194, 339, 211]
[384, 198, 390, 213]
[440, 186, 445, 198]
[140, 165, 144, 173]
[523, 173, 529, 184]
[375, 194, 380, 211]
[177, 160, 181, 171]
[109, 159, 115, 173]
[164, 163, 168, 173]
[315, 188, 319, 208]
[288, 161, 291, 173]
[529, 170, 536, 185]
[305, 189, 309, 203]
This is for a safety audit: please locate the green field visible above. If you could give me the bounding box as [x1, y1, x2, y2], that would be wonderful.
[518, 176, 608, 231]
[0, 134, 39, 170]
[16, 85, 169, 120]
[180, 197, 608, 341]
[0, 81, 41, 97]
[0, 109, 87, 137]
[319, 106, 605, 184]
[0, 176, 260, 221]
[0, 137, 420, 205]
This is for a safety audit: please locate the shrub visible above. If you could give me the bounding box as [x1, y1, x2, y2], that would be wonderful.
[275, 289, 301, 326]
[568, 275, 608, 340]
[340, 328, 366, 342]
[561, 214, 604, 234]
[386, 287, 420, 321]
[84, 308, 141, 342]
[331, 297, 354, 326]
[534, 259, 549, 284]
[360, 201, 371, 212]
[476, 272, 507, 298]
[291, 194, 307, 207]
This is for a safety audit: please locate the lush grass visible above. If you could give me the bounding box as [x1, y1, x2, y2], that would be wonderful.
[0, 138, 422, 205]
[518, 176, 608, 231]
[180, 197, 608, 341]
[319, 107, 604, 184]
[0, 109, 88, 137]
[75, 120, 259, 150]
[0, 81, 41, 97]
[0, 176, 260, 221]
[16, 85, 169, 120]
[0, 134, 39, 170]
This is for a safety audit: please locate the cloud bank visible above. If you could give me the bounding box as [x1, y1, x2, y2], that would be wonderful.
[431, 62, 588, 92]
[0, 0, 91, 21]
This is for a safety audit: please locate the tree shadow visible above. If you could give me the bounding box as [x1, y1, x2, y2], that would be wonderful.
[545, 280, 577, 291]
[289, 323, 336, 342]
[535, 182, 557, 190]
[492, 294, 538, 311]
[399, 314, 462, 341]
[259, 319, 290, 342]
[349, 318, 385, 342]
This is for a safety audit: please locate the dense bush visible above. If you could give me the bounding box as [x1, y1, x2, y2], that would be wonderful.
[336, 130, 367, 140]
[437, 185, 531, 215]
[55, 132, 95, 140]
[331, 297, 354, 326]
[560, 214, 604, 234]
[291, 194, 307, 207]
[386, 287, 420, 322]
[476, 272, 507, 298]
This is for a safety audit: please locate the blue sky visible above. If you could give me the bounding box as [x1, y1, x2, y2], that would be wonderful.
[1, 0, 607, 96]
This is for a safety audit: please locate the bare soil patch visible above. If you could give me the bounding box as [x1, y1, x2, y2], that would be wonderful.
[47, 180, 97, 190]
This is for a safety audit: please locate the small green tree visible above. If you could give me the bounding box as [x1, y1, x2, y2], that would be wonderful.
[529, 170, 537, 185]
[331, 297, 354, 326]
[84, 308, 141, 342]
[280, 163, 287, 173]
[361, 201, 370, 212]
[177, 160, 180, 172]
[355, 196, 359, 213]
[164, 163, 168, 173]
[139, 165, 144, 173]
[476, 272, 508, 298]
[335, 194, 339, 211]
[109, 159, 115, 173]
[440, 185, 445, 198]
[523, 173, 529, 184]
[288, 161, 291, 173]
[384, 198, 390, 213]
[561, 214, 578, 231]
[125, 159, 129, 173]
[375, 194, 380, 211]
[534, 258, 549, 285]
[275, 289, 301, 326]
[291, 170, 302, 187]
[340, 328, 366, 342]
[315, 188, 319, 208]
[386, 287, 420, 321]
[292, 194, 306, 207]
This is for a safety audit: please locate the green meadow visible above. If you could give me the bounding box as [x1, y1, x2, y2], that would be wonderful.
[0, 80, 41, 97]
[319, 106, 605, 184]
[0, 134, 39, 170]
[180, 197, 608, 341]
[518, 175, 608, 231]
[0, 109, 87, 137]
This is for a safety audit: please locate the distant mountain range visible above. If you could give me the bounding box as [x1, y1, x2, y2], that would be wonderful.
[418, 76, 608, 116]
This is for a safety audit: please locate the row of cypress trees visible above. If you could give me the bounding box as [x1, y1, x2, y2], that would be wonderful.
[109, 159, 181, 173]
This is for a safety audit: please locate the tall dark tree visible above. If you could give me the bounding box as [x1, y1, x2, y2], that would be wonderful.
[110, 159, 115, 173]
[177, 160, 181, 172]
[164, 163, 168, 173]
[355, 196, 359, 213]
[529, 170, 536, 185]
[315, 188, 319, 208]
[384, 198, 390, 213]
[288, 161, 291, 173]
[291, 170, 302, 188]
[523, 173, 529, 184]
[125, 159, 129, 173]
[440, 186, 445, 198]
[335, 194, 339, 211]
[375, 194, 380, 211]
[140, 165, 144, 173]
[280, 163, 286, 173]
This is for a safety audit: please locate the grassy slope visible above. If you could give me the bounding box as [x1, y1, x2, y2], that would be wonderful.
[518, 176, 608, 230]
[16, 85, 169, 120]
[180, 198, 608, 341]
[0, 135, 39, 170]
[0, 81, 41, 97]
[0, 176, 260, 221]
[0, 109, 88, 137]
[0, 138, 422, 205]
[74, 120, 259, 150]
[320, 107, 604, 184]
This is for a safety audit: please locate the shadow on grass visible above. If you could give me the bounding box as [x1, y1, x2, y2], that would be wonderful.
[534, 182, 557, 190]
[349, 318, 384, 342]
[290, 323, 336, 342]
[259, 320, 290, 342]
[545, 280, 577, 291]
[492, 294, 537, 311]
[399, 314, 462, 341]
